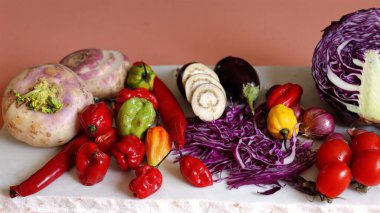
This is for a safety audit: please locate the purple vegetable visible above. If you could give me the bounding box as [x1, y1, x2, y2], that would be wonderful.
[300, 107, 335, 139]
[175, 104, 315, 193]
[215, 56, 260, 113]
[312, 8, 380, 125]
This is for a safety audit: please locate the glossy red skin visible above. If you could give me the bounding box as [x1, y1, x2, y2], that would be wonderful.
[76, 143, 111, 186]
[112, 135, 146, 171]
[180, 156, 213, 187]
[115, 88, 158, 112]
[9, 133, 90, 198]
[266, 83, 303, 109]
[152, 77, 186, 148]
[94, 127, 119, 155]
[129, 165, 162, 199]
[316, 139, 351, 170]
[351, 150, 380, 186]
[80, 101, 113, 137]
[316, 162, 351, 198]
[350, 132, 380, 159]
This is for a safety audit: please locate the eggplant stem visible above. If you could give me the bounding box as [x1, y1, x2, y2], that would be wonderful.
[242, 84, 260, 115]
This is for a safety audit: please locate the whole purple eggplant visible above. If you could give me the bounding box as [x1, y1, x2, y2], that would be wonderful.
[214, 56, 260, 113]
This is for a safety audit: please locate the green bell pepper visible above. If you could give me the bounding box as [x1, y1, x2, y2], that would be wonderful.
[116, 97, 156, 138]
[126, 62, 156, 91]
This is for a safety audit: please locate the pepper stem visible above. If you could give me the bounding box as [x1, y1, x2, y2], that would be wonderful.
[142, 62, 148, 80]
[280, 128, 289, 151]
[155, 150, 172, 168]
[87, 125, 97, 136]
[242, 83, 260, 115]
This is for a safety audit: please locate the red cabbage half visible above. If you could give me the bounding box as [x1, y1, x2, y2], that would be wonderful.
[312, 8, 380, 125]
[176, 104, 315, 193]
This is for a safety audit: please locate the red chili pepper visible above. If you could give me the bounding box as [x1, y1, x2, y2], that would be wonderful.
[179, 155, 213, 187]
[76, 142, 111, 186]
[112, 135, 146, 171]
[129, 165, 163, 199]
[152, 77, 187, 148]
[115, 88, 158, 112]
[94, 127, 119, 155]
[9, 133, 90, 198]
[266, 83, 303, 109]
[80, 101, 113, 137]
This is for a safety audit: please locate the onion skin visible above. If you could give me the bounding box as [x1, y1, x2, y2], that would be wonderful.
[60, 48, 130, 98]
[1, 64, 94, 147]
[291, 104, 304, 121]
[300, 107, 335, 139]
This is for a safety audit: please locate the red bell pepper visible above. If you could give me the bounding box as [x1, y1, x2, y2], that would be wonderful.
[80, 101, 113, 137]
[115, 88, 158, 112]
[76, 142, 111, 186]
[179, 155, 213, 187]
[266, 83, 303, 109]
[94, 127, 119, 155]
[129, 165, 162, 199]
[112, 135, 146, 171]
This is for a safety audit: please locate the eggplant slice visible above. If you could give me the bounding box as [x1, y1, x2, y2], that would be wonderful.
[191, 83, 227, 121]
[185, 74, 226, 102]
[182, 63, 219, 85]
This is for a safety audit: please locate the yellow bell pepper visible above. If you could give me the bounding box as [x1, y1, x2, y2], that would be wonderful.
[267, 104, 298, 140]
[146, 126, 172, 166]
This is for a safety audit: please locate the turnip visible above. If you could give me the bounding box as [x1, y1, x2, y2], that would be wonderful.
[1, 64, 94, 147]
[60, 48, 130, 98]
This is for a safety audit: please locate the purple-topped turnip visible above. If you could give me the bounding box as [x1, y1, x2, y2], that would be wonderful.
[1, 64, 93, 147]
[60, 48, 130, 98]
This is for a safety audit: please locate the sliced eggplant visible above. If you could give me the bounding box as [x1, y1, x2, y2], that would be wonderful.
[191, 83, 226, 121]
[185, 74, 226, 102]
[182, 63, 219, 85]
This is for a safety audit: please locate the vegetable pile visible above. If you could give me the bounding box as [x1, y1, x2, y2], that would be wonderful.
[177, 104, 315, 192]
[312, 8, 380, 125]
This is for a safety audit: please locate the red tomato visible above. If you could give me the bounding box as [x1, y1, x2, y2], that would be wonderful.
[350, 132, 380, 159]
[351, 150, 380, 187]
[316, 139, 351, 170]
[316, 162, 351, 199]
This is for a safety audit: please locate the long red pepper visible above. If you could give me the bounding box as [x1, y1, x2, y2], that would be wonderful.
[9, 133, 89, 198]
[152, 77, 187, 148]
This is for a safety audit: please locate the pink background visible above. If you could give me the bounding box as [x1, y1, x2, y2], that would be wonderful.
[0, 0, 377, 127]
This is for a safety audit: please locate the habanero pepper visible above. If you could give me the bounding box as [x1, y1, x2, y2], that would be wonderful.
[145, 126, 172, 167]
[9, 133, 90, 198]
[152, 77, 187, 149]
[266, 83, 303, 109]
[94, 127, 119, 155]
[116, 97, 156, 138]
[80, 101, 113, 137]
[76, 142, 111, 186]
[112, 135, 146, 171]
[129, 164, 163, 199]
[126, 62, 156, 91]
[115, 88, 158, 112]
[179, 155, 213, 187]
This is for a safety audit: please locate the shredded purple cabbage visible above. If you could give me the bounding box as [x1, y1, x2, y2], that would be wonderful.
[175, 104, 316, 193]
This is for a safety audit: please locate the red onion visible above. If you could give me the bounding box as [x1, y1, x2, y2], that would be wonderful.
[300, 107, 335, 138]
[291, 104, 304, 121]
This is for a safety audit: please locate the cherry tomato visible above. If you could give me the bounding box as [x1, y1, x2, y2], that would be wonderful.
[350, 132, 380, 159]
[316, 162, 351, 199]
[351, 150, 380, 187]
[316, 139, 351, 170]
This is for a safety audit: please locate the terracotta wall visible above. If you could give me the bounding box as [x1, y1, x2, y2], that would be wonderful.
[0, 0, 376, 127]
